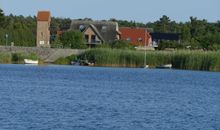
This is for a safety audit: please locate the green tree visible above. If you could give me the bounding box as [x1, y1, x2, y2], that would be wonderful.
[158, 41, 184, 50]
[217, 21, 220, 31]
[60, 30, 87, 49]
[198, 32, 220, 49]
[181, 24, 191, 42]
[51, 36, 63, 48]
[154, 15, 171, 33]
[189, 17, 207, 37]
[111, 40, 134, 49]
[0, 8, 5, 26]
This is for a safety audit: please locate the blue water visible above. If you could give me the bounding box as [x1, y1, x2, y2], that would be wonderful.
[0, 64, 219, 130]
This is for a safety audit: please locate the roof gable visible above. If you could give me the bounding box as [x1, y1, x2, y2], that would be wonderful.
[70, 20, 118, 43]
[84, 24, 105, 43]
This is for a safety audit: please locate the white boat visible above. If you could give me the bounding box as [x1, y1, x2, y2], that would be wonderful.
[156, 64, 172, 69]
[24, 59, 39, 64]
[144, 65, 149, 69]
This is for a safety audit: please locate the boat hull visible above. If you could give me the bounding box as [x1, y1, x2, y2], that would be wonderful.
[24, 59, 39, 64]
[156, 64, 172, 69]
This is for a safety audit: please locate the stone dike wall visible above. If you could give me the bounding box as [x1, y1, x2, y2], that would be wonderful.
[0, 46, 85, 63]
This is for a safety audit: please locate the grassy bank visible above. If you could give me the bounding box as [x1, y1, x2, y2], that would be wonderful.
[78, 48, 220, 71]
[54, 55, 77, 65]
[0, 53, 12, 64]
[0, 52, 39, 64]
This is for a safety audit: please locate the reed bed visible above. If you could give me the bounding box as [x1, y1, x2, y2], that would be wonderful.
[0, 53, 12, 64]
[79, 48, 220, 71]
[79, 48, 171, 68]
[171, 51, 220, 71]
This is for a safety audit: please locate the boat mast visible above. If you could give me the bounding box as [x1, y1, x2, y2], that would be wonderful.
[144, 31, 147, 67]
[144, 43, 146, 67]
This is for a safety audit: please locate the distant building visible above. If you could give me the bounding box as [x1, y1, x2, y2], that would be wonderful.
[150, 32, 181, 47]
[70, 20, 120, 47]
[36, 11, 51, 48]
[119, 27, 152, 46]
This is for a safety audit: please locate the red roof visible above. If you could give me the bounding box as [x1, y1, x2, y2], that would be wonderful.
[37, 11, 51, 21]
[119, 27, 151, 46]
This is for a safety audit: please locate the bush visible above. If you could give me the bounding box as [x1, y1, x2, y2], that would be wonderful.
[158, 41, 184, 50]
[208, 44, 220, 51]
[111, 40, 135, 50]
[0, 53, 11, 64]
[60, 30, 88, 49]
[96, 44, 111, 48]
[11, 53, 38, 64]
[54, 54, 77, 65]
[53, 57, 70, 65]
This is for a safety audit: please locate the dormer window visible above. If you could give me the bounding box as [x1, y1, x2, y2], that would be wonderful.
[79, 25, 85, 31]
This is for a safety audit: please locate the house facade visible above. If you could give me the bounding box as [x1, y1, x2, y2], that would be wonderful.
[69, 20, 120, 47]
[119, 27, 152, 46]
[36, 11, 51, 48]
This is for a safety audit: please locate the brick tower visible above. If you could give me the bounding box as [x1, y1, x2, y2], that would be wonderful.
[36, 11, 51, 47]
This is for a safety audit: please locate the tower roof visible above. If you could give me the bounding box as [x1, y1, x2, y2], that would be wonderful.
[37, 11, 51, 21]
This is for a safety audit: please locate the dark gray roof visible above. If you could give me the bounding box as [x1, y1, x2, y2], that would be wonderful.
[150, 32, 181, 41]
[70, 20, 119, 43]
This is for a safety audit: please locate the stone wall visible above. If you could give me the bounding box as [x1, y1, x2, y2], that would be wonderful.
[0, 46, 85, 63]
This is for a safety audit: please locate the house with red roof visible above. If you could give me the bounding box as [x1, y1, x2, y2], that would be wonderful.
[36, 11, 51, 47]
[119, 27, 152, 46]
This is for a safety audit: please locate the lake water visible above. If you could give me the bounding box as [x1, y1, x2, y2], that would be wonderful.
[0, 64, 219, 130]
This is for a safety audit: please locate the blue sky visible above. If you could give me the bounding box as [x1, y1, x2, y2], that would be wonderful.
[0, 0, 219, 23]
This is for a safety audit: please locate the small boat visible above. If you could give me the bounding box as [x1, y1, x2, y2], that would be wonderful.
[156, 64, 172, 69]
[24, 59, 39, 64]
[71, 61, 80, 66]
[79, 60, 95, 66]
[144, 65, 149, 69]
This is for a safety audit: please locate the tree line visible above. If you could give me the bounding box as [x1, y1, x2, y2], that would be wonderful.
[0, 8, 220, 50]
[116, 16, 220, 50]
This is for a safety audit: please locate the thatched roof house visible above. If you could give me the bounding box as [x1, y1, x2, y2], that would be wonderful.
[70, 20, 120, 46]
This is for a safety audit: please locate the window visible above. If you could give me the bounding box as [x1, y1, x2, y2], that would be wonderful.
[40, 41, 45, 45]
[126, 38, 131, 42]
[91, 35, 96, 43]
[138, 38, 143, 42]
[85, 35, 89, 42]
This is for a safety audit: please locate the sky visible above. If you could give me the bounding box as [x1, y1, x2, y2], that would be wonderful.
[0, 0, 219, 23]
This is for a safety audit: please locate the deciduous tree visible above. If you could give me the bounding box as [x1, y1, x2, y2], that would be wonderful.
[60, 30, 87, 49]
[0, 8, 5, 26]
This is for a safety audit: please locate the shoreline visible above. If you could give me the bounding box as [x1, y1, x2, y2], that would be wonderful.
[1, 48, 220, 72]
[1, 63, 220, 73]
